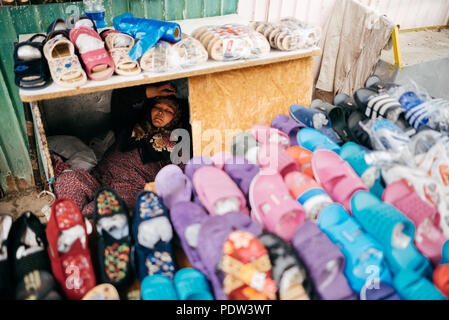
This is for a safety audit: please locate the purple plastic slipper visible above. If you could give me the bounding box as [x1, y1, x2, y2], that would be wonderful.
[196, 212, 263, 300]
[170, 201, 209, 276]
[223, 155, 260, 203]
[292, 221, 357, 300]
[271, 114, 306, 146]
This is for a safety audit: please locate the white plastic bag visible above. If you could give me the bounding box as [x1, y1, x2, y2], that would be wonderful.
[48, 135, 97, 172]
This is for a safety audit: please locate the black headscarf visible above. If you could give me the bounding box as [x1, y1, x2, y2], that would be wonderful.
[122, 96, 182, 164]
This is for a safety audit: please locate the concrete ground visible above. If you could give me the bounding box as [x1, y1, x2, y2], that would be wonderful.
[381, 27, 449, 66]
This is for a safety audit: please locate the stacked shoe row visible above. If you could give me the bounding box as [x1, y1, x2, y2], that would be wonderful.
[0, 188, 215, 300]
[14, 16, 210, 90]
[145, 75, 449, 300]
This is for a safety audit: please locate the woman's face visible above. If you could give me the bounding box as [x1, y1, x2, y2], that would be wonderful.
[151, 102, 175, 128]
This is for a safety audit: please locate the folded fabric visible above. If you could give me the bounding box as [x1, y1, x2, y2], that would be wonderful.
[132, 191, 177, 282]
[292, 221, 356, 300]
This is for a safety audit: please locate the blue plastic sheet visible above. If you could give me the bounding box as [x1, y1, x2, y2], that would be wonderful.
[113, 13, 182, 61]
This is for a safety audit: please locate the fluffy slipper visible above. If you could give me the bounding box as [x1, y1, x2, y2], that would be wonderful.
[46, 199, 96, 299]
[132, 191, 176, 282]
[154, 164, 192, 210]
[93, 188, 134, 293]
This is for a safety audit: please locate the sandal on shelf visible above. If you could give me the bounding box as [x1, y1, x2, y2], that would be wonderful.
[69, 26, 115, 81]
[101, 29, 141, 76]
[43, 31, 87, 88]
[14, 34, 51, 89]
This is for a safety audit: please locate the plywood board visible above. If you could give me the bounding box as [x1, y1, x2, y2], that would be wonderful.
[189, 56, 314, 157]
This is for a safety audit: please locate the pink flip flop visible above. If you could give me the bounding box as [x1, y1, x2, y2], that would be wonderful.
[249, 169, 306, 241]
[257, 143, 300, 177]
[193, 166, 250, 216]
[251, 124, 290, 149]
[69, 26, 115, 81]
[311, 149, 367, 213]
[383, 179, 447, 266]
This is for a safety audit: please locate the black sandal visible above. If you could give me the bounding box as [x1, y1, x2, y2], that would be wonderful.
[0, 214, 13, 299]
[13, 34, 51, 90]
[7, 212, 62, 300]
[364, 75, 399, 93]
[347, 110, 373, 149]
[310, 99, 355, 143]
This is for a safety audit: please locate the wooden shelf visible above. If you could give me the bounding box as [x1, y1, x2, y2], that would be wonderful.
[18, 14, 321, 102]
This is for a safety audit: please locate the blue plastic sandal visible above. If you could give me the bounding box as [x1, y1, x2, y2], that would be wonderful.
[174, 268, 214, 300]
[318, 203, 392, 293]
[297, 128, 341, 153]
[393, 269, 446, 300]
[339, 142, 384, 199]
[351, 191, 433, 278]
[289, 104, 342, 144]
[141, 274, 178, 300]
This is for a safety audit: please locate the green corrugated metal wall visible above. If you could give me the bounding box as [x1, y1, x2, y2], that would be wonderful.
[0, 0, 239, 195]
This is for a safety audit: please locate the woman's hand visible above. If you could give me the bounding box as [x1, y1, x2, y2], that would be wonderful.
[145, 83, 177, 99]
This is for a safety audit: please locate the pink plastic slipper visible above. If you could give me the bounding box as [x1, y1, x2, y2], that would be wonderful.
[311, 149, 367, 213]
[69, 26, 115, 81]
[257, 143, 300, 177]
[249, 169, 305, 241]
[193, 166, 249, 216]
[383, 179, 447, 266]
[251, 124, 290, 148]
